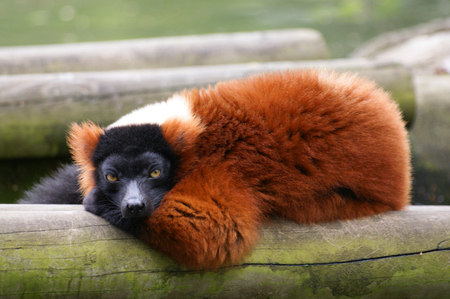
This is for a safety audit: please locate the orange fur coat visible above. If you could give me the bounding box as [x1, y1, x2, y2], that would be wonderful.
[69, 70, 411, 270]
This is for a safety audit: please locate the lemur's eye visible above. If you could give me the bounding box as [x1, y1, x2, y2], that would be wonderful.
[150, 169, 161, 178]
[106, 173, 118, 182]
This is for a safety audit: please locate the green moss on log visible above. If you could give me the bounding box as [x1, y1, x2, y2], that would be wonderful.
[0, 60, 416, 159]
[0, 205, 449, 298]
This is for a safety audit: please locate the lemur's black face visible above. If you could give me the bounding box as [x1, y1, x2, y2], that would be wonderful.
[99, 152, 172, 216]
[83, 124, 178, 235]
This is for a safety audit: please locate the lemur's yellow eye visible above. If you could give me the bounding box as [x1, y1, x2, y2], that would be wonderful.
[150, 169, 161, 178]
[106, 174, 118, 182]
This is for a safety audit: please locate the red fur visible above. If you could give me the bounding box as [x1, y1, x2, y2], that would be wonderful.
[142, 163, 261, 270]
[161, 115, 204, 181]
[72, 70, 411, 270]
[67, 122, 104, 196]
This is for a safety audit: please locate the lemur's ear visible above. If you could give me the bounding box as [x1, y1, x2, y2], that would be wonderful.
[67, 122, 104, 196]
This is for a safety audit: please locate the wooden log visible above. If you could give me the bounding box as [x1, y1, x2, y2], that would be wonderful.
[351, 18, 450, 58]
[410, 75, 450, 171]
[0, 29, 329, 75]
[0, 59, 415, 159]
[409, 75, 450, 205]
[0, 205, 448, 298]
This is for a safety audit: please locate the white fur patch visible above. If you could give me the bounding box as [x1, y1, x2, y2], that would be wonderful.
[107, 94, 192, 129]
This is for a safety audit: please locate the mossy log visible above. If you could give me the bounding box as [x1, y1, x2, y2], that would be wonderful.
[410, 75, 450, 175]
[0, 59, 414, 159]
[409, 75, 450, 205]
[0, 205, 448, 298]
[0, 29, 329, 75]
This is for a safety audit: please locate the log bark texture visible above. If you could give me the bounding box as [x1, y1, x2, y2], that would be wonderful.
[0, 205, 448, 298]
[0, 59, 415, 159]
[410, 75, 450, 175]
[0, 29, 329, 75]
[409, 75, 450, 205]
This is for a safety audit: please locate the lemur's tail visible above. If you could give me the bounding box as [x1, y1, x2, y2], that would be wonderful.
[19, 164, 83, 204]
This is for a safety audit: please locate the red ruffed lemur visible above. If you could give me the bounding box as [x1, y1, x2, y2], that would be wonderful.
[21, 70, 411, 270]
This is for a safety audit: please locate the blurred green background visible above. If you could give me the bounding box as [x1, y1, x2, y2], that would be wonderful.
[0, 0, 449, 204]
[1, 0, 449, 57]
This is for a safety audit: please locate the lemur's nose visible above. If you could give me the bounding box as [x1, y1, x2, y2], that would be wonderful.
[121, 181, 150, 218]
[122, 197, 149, 218]
[126, 199, 146, 215]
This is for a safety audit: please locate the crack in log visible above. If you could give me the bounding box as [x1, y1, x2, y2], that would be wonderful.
[437, 238, 450, 249]
[3, 248, 447, 277]
[238, 247, 450, 269]
[0, 237, 136, 250]
[0, 223, 112, 235]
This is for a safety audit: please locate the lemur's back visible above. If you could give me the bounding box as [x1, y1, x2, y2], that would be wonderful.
[186, 70, 411, 223]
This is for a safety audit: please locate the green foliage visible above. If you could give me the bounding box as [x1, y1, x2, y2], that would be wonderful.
[0, 0, 448, 57]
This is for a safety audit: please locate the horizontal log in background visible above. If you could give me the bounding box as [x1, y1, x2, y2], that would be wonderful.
[0, 205, 449, 298]
[0, 29, 329, 75]
[0, 59, 415, 159]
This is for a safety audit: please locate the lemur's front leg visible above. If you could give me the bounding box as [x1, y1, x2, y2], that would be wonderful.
[141, 165, 262, 270]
